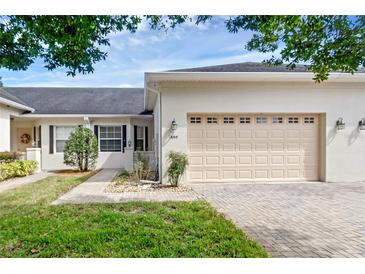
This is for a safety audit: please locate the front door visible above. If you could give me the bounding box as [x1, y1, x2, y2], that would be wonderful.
[16, 127, 33, 152]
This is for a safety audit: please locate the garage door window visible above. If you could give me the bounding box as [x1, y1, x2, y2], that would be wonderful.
[223, 117, 235, 124]
[207, 117, 218, 124]
[288, 117, 299, 124]
[256, 117, 268, 124]
[240, 117, 251, 124]
[304, 117, 315, 124]
[272, 117, 283, 124]
[190, 117, 201, 124]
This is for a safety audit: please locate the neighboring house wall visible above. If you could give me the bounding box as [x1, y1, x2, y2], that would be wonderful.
[159, 81, 365, 183]
[0, 104, 21, 151]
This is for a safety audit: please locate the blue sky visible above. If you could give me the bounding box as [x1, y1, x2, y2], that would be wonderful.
[0, 17, 274, 87]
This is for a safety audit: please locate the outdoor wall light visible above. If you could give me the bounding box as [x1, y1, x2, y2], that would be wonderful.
[170, 118, 178, 132]
[336, 117, 346, 130]
[170, 118, 178, 138]
[128, 139, 132, 147]
[359, 118, 365, 130]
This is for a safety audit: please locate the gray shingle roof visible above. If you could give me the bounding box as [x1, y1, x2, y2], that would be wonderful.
[2, 87, 146, 115]
[0, 87, 31, 107]
[169, 62, 365, 73]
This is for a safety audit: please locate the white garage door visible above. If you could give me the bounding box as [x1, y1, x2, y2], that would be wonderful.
[187, 113, 319, 182]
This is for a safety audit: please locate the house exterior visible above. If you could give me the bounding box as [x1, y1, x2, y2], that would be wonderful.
[2, 62, 365, 183]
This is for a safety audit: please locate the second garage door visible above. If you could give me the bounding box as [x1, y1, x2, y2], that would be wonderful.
[187, 113, 319, 182]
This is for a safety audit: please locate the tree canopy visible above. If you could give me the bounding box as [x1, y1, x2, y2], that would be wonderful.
[0, 15, 364, 81]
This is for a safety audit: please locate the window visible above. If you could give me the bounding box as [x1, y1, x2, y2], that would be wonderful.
[256, 116, 267, 124]
[190, 117, 201, 124]
[288, 117, 299, 124]
[240, 117, 251, 124]
[304, 117, 315, 124]
[207, 117, 218, 124]
[223, 117, 235, 124]
[55, 126, 76, 152]
[272, 117, 283, 124]
[135, 126, 144, 151]
[99, 126, 122, 152]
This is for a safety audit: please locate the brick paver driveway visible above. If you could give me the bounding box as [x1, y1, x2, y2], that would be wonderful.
[192, 182, 365, 258]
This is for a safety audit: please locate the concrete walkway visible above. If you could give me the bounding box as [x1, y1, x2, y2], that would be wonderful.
[53, 169, 201, 205]
[0, 171, 51, 194]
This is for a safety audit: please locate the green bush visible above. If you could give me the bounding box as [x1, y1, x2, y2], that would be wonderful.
[0, 151, 21, 164]
[167, 151, 189, 186]
[63, 127, 98, 171]
[0, 160, 38, 181]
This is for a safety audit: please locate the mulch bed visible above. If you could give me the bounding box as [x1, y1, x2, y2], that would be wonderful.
[105, 181, 191, 193]
[53, 170, 99, 177]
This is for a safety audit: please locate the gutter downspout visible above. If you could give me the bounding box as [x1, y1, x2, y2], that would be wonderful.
[147, 85, 162, 183]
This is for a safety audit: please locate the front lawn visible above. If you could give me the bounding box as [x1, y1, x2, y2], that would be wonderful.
[0, 174, 268, 257]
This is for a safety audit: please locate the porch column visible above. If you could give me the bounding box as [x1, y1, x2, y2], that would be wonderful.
[26, 148, 42, 172]
[124, 118, 134, 171]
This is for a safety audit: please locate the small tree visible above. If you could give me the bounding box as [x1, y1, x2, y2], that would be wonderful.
[63, 127, 98, 171]
[167, 151, 189, 186]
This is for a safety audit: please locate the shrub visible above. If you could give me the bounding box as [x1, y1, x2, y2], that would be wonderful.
[0, 151, 21, 164]
[167, 151, 189, 186]
[115, 169, 131, 185]
[0, 160, 38, 181]
[63, 127, 98, 171]
[133, 152, 151, 181]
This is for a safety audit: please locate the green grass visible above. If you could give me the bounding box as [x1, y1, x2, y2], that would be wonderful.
[0, 174, 268, 258]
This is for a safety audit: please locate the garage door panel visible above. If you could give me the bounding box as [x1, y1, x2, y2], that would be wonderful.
[271, 169, 285, 178]
[271, 129, 285, 138]
[222, 169, 236, 180]
[271, 143, 284, 152]
[271, 155, 285, 165]
[255, 129, 269, 138]
[255, 143, 268, 152]
[206, 143, 219, 152]
[189, 129, 204, 139]
[189, 156, 203, 166]
[222, 143, 235, 152]
[189, 143, 204, 152]
[287, 155, 300, 165]
[238, 143, 252, 152]
[222, 129, 235, 138]
[222, 156, 236, 165]
[188, 169, 204, 181]
[287, 129, 301, 138]
[206, 156, 220, 165]
[238, 129, 252, 138]
[239, 156, 252, 165]
[255, 170, 269, 179]
[302, 129, 316, 138]
[287, 169, 301, 178]
[206, 129, 220, 139]
[287, 143, 300, 152]
[255, 155, 268, 165]
[187, 113, 319, 182]
[206, 169, 220, 180]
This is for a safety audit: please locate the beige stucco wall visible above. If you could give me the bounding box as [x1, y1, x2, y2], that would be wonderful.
[0, 104, 22, 151]
[158, 81, 365, 183]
